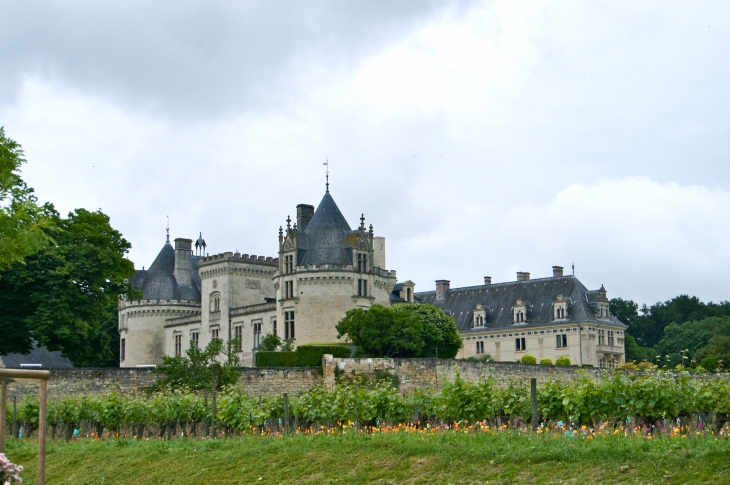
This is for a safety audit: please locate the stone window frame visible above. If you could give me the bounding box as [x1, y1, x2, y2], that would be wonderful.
[515, 337, 526, 352]
[556, 333, 568, 348]
[233, 325, 243, 352]
[174, 332, 183, 356]
[209, 292, 221, 313]
[476, 341, 484, 354]
[284, 311, 295, 340]
[252, 319, 262, 350]
[120, 338, 126, 361]
[357, 279, 368, 297]
[190, 329, 200, 349]
[210, 326, 220, 340]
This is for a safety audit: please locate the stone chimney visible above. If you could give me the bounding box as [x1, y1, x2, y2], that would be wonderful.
[516, 272, 530, 282]
[435, 280, 450, 299]
[484, 276, 492, 285]
[297, 204, 315, 232]
[174, 238, 193, 286]
[552, 266, 564, 277]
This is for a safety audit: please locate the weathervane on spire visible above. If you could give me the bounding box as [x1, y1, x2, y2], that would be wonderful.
[323, 157, 329, 193]
[166, 215, 170, 242]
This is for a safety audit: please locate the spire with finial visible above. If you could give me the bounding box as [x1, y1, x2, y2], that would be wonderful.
[360, 213, 366, 231]
[369, 223, 373, 236]
[195, 232, 207, 255]
[572, 261, 575, 276]
[323, 157, 329, 193]
[286, 215, 291, 231]
[166, 215, 170, 242]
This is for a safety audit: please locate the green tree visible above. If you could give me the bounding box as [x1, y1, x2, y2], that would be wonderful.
[336, 305, 424, 357]
[336, 304, 462, 358]
[0, 127, 54, 269]
[153, 338, 241, 392]
[0, 208, 136, 365]
[656, 316, 730, 360]
[694, 335, 730, 372]
[390, 303, 462, 358]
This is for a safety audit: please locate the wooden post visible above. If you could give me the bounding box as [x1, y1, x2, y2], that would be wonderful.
[530, 378, 538, 430]
[283, 393, 289, 434]
[13, 395, 19, 439]
[39, 378, 48, 485]
[211, 392, 217, 439]
[203, 394, 209, 438]
[0, 380, 7, 453]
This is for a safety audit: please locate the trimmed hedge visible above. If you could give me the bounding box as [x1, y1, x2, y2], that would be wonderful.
[256, 345, 351, 367]
[539, 358, 553, 365]
[555, 356, 571, 366]
[256, 351, 299, 367]
[296, 345, 351, 366]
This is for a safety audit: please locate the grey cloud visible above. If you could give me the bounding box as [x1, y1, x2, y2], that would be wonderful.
[0, 0, 475, 119]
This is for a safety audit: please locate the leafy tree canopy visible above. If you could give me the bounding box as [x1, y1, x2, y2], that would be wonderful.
[153, 338, 241, 392]
[0, 207, 136, 365]
[259, 333, 282, 351]
[336, 303, 462, 358]
[0, 127, 54, 269]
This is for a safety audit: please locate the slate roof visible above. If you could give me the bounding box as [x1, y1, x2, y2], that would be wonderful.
[0, 342, 73, 368]
[131, 241, 201, 301]
[416, 276, 626, 333]
[297, 191, 353, 266]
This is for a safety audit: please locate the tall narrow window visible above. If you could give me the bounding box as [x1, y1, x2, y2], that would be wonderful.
[285, 311, 295, 340]
[211, 328, 219, 340]
[358, 279, 368, 297]
[253, 321, 261, 349]
[515, 337, 526, 351]
[120, 338, 126, 361]
[556, 334, 567, 348]
[476, 341, 484, 354]
[234, 325, 243, 352]
[175, 334, 182, 356]
[358, 254, 368, 272]
[285, 255, 294, 274]
[608, 330, 614, 346]
[272, 319, 277, 336]
[285, 280, 294, 299]
[191, 331, 199, 349]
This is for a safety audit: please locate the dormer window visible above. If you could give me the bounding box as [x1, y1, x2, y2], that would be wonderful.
[554, 294, 568, 320]
[513, 299, 527, 324]
[473, 303, 487, 328]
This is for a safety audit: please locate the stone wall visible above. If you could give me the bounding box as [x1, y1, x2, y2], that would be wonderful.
[5, 359, 724, 401]
[4, 366, 321, 400]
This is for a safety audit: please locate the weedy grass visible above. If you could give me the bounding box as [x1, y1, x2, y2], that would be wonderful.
[5, 430, 730, 484]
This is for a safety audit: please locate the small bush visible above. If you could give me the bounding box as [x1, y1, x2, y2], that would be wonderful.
[700, 355, 719, 372]
[637, 361, 655, 371]
[520, 354, 537, 364]
[555, 356, 571, 366]
[539, 358, 553, 365]
[618, 362, 638, 370]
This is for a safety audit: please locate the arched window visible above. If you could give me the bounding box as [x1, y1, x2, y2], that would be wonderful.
[210, 292, 221, 312]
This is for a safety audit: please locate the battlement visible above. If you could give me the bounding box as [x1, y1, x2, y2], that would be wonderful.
[199, 252, 278, 267]
[119, 298, 202, 310]
[229, 301, 277, 317]
[291, 264, 396, 278]
[164, 313, 203, 328]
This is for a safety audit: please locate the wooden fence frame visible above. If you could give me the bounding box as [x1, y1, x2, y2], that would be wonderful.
[0, 368, 51, 485]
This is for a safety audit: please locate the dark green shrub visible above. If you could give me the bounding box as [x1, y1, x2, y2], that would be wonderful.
[256, 351, 299, 367]
[353, 346, 365, 358]
[555, 356, 571, 366]
[296, 345, 351, 366]
[520, 354, 537, 364]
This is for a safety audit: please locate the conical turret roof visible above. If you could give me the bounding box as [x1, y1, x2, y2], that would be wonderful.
[299, 192, 352, 266]
[140, 241, 178, 300]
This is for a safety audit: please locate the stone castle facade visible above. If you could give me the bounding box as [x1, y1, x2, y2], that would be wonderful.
[119, 188, 626, 368]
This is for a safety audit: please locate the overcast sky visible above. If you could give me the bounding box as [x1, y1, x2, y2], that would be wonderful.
[1, 0, 729, 306]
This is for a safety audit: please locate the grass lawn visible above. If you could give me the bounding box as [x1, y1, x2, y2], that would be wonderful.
[4, 431, 730, 484]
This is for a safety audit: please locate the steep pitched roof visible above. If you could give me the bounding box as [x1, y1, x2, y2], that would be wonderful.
[0, 342, 73, 368]
[298, 191, 353, 266]
[135, 241, 201, 301]
[416, 276, 626, 333]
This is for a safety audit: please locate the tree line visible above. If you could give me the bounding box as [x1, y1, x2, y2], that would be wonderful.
[611, 295, 730, 371]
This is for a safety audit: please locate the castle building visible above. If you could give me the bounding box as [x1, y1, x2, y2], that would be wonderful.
[119, 187, 397, 367]
[119, 188, 626, 368]
[416, 268, 627, 368]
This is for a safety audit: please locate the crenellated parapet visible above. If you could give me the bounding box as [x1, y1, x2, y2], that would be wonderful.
[199, 252, 278, 267]
[119, 298, 202, 310]
[164, 313, 203, 328]
[229, 301, 277, 317]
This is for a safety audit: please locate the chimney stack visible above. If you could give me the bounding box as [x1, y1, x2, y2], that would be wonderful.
[296, 204, 315, 232]
[435, 280, 450, 299]
[516, 272, 530, 282]
[174, 238, 193, 286]
[552, 266, 564, 277]
[484, 276, 492, 285]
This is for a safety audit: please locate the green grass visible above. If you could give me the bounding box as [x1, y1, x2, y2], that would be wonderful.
[5, 431, 730, 484]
